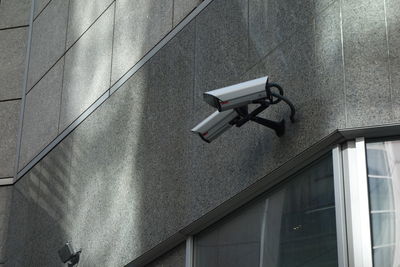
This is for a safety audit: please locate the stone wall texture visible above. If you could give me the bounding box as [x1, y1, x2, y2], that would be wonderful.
[3, 0, 400, 266]
[0, 0, 31, 262]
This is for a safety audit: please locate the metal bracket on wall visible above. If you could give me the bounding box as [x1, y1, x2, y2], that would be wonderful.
[232, 82, 296, 137]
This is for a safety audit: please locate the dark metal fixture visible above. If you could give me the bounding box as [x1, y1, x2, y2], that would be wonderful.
[58, 242, 81, 267]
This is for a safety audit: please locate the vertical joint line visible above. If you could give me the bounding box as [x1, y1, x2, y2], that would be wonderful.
[383, 0, 393, 117]
[109, 0, 117, 88]
[172, 0, 175, 28]
[192, 17, 197, 108]
[14, 0, 36, 181]
[339, 0, 347, 127]
[57, 0, 71, 134]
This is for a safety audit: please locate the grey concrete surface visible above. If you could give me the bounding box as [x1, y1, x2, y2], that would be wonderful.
[59, 3, 114, 132]
[314, 0, 337, 13]
[145, 243, 186, 267]
[34, 0, 52, 18]
[19, 59, 64, 171]
[0, 0, 31, 29]
[30, 136, 73, 267]
[173, 0, 201, 26]
[5, 167, 40, 266]
[0, 101, 20, 178]
[27, 0, 68, 91]
[249, 0, 314, 64]
[195, 0, 248, 108]
[65, 22, 195, 266]
[111, 0, 173, 84]
[0, 187, 12, 263]
[66, 0, 114, 49]
[0, 28, 28, 101]
[313, 1, 346, 130]
[387, 0, 400, 120]
[342, 0, 392, 127]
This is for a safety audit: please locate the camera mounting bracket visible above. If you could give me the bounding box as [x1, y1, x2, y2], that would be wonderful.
[67, 249, 81, 267]
[230, 82, 295, 137]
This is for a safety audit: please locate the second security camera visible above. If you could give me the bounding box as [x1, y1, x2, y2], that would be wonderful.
[203, 76, 269, 112]
[191, 76, 296, 143]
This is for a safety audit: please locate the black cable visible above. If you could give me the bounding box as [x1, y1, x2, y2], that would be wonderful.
[270, 92, 296, 123]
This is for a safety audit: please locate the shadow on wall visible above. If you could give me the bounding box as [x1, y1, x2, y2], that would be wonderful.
[7, 0, 396, 266]
[6, 1, 191, 266]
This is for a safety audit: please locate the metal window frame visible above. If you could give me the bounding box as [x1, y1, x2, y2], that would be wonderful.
[333, 145, 349, 267]
[189, 140, 376, 267]
[341, 138, 373, 267]
[185, 236, 194, 267]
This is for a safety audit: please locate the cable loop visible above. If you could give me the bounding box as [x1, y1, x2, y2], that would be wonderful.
[266, 83, 284, 104]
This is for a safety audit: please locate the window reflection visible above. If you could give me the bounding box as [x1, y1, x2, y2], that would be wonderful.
[366, 141, 400, 267]
[195, 155, 338, 267]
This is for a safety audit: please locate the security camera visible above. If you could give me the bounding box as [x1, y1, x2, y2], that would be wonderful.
[191, 109, 240, 143]
[192, 76, 296, 143]
[204, 76, 270, 112]
[58, 242, 81, 267]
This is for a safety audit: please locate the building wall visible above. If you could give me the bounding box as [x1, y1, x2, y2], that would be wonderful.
[0, 0, 31, 264]
[18, 0, 202, 173]
[4, 0, 400, 266]
[0, 0, 30, 179]
[0, 187, 12, 266]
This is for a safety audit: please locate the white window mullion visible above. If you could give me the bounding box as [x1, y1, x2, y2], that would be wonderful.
[185, 236, 194, 267]
[342, 138, 373, 267]
[332, 145, 349, 267]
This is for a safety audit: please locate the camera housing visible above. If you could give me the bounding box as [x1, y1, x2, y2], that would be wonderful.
[191, 76, 296, 143]
[203, 76, 269, 112]
[191, 110, 239, 143]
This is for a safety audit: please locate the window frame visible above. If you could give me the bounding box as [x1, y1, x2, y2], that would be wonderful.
[188, 138, 381, 267]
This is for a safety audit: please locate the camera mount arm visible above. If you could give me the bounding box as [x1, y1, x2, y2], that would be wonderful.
[231, 82, 295, 137]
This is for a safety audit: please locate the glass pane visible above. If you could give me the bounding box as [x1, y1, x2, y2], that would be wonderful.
[195, 155, 338, 267]
[370, 212, 395, 246]
[366, 141, 400, 267]
[195, 200, 264, 267]
[368, 178, 394, 211]
[262, 155, 337, 267]
[366, 143, 390, 176]
[373, 247, 394, 267]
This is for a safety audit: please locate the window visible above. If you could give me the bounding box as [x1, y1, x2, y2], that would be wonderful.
[194, 155, 338, 267]
[366, 141, 400, 267]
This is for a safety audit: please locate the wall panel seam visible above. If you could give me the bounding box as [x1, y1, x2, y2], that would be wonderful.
[109, 0, 117, 89]
[0, 25, 29, 31]
[383, 0, 393, 118]
[339, 0, 347, 128]
[26, 0, 116, 94]
[33, 0, 53, 21]
[15, 0, 211, 180]
[13, 0, 36, 183]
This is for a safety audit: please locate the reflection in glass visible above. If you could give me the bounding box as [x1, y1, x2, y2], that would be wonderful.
[366, 141, 400, 267]
[194, 155, 338, 267]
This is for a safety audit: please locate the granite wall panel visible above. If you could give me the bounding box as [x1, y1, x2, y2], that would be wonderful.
[342, 0, 392, 127]
[27, 0, 68, 91]
[0, 187, 12, 264]
[0, 101, 20, 178]
[111, 0, 173, 84]
[59, 3, 114, 132]
[0, 0, 31, 29]
[19, 58, 64, 170]
[0, 28, 28, 101]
